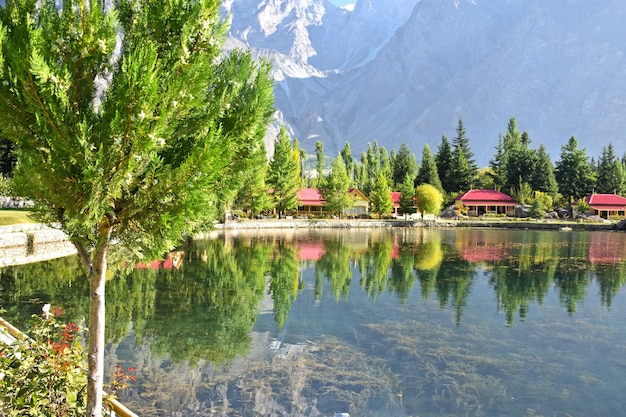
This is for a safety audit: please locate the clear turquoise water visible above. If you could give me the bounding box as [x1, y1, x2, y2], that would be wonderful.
[1, 228, 626, 416]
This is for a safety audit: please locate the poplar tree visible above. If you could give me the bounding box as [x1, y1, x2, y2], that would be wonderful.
[268, 126, 300, 218]
[340, 142, 354, 182]
[234, 143, 273, 218]
[398, 175, 416, 219]
[358, 143, 379, 195]
[369, 171, 393, 217]
[292, 138, 305, 188]
[0, 1, 274, 414]
[319, 154, 353, 217]
[315, 140, 325, 185]
[378, 144, 393, 183]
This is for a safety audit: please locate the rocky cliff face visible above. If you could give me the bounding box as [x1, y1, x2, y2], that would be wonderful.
[224, 0, 626, 165]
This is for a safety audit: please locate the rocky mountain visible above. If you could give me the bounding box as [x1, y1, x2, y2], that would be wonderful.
[223, 0, 626, 166]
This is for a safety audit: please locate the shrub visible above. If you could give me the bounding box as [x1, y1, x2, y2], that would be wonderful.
[0, 306, 132, 416]
[0, 307, 88, 416]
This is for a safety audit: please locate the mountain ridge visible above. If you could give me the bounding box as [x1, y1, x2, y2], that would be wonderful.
[224, 0, 626, 166]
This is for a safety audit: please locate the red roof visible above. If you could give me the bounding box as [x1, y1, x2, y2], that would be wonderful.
[298, 188, 324, 206]
[461, 245, 509, 262]
[586, 193, 626, 210]
[297, 241, 326, 261]
[588, 233, 625, 264]
[457, 189, 517, 205]
[390, 191, 401, 207]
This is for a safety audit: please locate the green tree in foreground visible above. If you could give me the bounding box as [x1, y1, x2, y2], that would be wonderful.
[415, 184, 444, 220]
[0, 1, 274, 415]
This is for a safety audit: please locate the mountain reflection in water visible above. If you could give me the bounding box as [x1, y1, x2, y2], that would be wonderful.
[1, 228, 626, 416]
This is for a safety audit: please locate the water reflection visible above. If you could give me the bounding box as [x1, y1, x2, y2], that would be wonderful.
[2, 228, 626, 334]
[1, 228, 626, 416]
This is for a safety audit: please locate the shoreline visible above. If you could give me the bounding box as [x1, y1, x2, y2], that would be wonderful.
[0, 219, 618, 267]
[216, 218, 615, 231]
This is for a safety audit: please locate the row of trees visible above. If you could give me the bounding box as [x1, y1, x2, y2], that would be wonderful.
[2, 111, 620, 221]
[233, 117, 625, 219]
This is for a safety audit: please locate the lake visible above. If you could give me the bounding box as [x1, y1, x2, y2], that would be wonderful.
[1, 227, 626, 417]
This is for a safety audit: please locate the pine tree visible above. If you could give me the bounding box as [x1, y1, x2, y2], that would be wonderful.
[268, 126, 300, 218]
[369, 171, 393, 217]
[391, 143, 417, 188]
[415, 144, 443, 192]
[505, 129, 537, 192]
[435, 135, 454, 193]
[596, 143, 625, 194]
[489, 134, 508, 190]
[555, 136, 596, 205]
[449, 118, 478, 192]
[0, 1, 274, 414]
[531, 144, 558, 197]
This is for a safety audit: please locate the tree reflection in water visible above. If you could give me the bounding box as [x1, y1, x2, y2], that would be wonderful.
[2, 228, 626, 416]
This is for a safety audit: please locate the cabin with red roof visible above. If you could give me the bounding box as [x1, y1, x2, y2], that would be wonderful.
[390, 191, 418, 217]
[297, 188, 325, 216]
[295, 188, 369, 217]
[578, 193, 626, 219]
[455, 189, 517, 217]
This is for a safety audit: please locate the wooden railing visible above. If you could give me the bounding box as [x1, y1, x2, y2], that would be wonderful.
[0, 316, 138, 417]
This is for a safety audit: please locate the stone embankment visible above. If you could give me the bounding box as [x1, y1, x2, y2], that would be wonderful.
[0, 224, 75, 267]
[0, 196, 34, 209]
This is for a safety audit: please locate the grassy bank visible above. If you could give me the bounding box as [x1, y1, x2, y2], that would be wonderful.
[0, 210, 34, 226]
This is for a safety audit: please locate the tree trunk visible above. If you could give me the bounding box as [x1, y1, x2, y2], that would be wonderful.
[75, 224, 111, 417]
